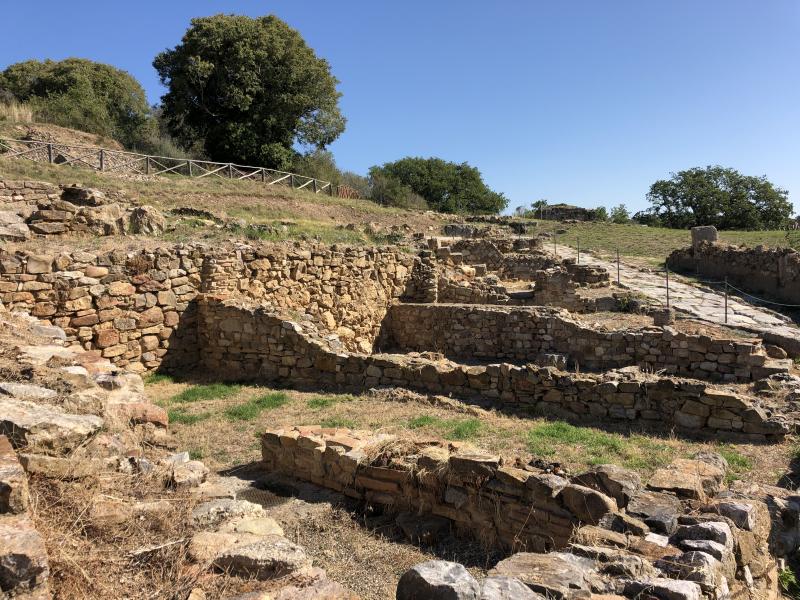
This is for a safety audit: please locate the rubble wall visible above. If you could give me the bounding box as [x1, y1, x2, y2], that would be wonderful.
[0, 243, 414, 371]
[380, 304, 778, 383]
[667, 243, 800, 306]
[197, 297, 787, 441]
[261, 427, 778, 599]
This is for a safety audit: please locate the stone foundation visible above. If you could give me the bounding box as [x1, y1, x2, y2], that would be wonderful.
[378, 304, 785, 383]
[261, 427, 779, 599]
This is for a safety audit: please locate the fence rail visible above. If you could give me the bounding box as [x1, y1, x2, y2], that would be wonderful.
[0, 137, 351, 197]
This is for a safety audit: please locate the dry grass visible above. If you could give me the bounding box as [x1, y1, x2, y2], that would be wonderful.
[0, 101, 34, 123]
[146, 378, 793, 485]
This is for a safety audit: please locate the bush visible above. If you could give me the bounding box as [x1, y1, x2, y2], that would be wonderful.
[593, 206, 608, 221]
[0, 58, 153, 149]
[610, 204, 630, 224]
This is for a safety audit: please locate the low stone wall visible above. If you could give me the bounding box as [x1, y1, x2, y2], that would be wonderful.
[667, 243, 800, 306]
[0, 179, 164, 239]
[261, 427, 778, 599]
[379, 304, 782, 383]
[197, 296, 788, 440]
[0, 242, 414, 371]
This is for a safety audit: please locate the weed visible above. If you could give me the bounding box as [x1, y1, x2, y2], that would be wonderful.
[171, 383, 241, 404]
[189, 449, 204, 460]
[408, 415, 441, 429]
[405, 415, 483, 440]
[780, 568, 800, 600]
[168, 408, 211, 425]
[448, 418, 482, 440]
[144, 372, 174, 385]
[307, 394, 356, 409]
[224, 392, 289, 421]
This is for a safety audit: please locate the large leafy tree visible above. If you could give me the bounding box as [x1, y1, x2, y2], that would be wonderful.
[369, 157, 507, 214]
[153, 14, 345, 169]
[0, 58, 152, 148]
[647, 166, 792, 230]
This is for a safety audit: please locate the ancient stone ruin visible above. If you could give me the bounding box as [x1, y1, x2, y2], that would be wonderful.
[1, 177, 799, 599]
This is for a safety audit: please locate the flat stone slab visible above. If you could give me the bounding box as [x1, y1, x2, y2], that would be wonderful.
[489, 552, 601, 599]
[0, 382, 57, 401]
[0, 397, 103, 453]
[0, 513, 50, 596]
[213, 534, 311, 579]
[0, 435, 29, 514]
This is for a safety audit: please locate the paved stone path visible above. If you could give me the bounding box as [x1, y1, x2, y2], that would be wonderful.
[555, 246, 799, 343]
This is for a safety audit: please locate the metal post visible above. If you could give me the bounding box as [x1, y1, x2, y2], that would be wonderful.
[577, 237, 580, 264]
[47, 143, 53, 164]
[616, 248, 620, 285]
[724, 277, 728, 324]
[99, 149, 104, 172]
[665, 266, 670, 308]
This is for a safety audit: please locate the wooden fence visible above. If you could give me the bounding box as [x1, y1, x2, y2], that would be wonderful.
[0, 137, 354, 197]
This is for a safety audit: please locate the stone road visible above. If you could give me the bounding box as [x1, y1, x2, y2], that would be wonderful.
[555, 246, 799, 352]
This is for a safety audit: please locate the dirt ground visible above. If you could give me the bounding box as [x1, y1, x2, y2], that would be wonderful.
[574, 311, 760, 339]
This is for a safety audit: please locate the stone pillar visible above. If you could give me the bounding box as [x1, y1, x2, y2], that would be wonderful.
[691, 226, 718, 250]
[652, 308, 675, 326]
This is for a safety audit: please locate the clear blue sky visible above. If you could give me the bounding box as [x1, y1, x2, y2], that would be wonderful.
[3, 1, 798, 215]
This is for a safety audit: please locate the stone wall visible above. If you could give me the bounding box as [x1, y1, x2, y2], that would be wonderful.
[261, 427, 778, 599]
[379, 304, 783, 383]
[0, 242, 414, 371]
[668, 243, 800, 307]
[0, 179, 164, 240]
[197, 296, 788, 441]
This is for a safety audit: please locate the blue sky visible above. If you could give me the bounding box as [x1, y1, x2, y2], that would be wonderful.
[2, 1, 798, 215]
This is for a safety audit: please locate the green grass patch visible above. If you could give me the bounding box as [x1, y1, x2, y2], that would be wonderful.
[319, 416, 358, 429]
[408, 415, 442, 429]
[224, 392, 289, 421]
[171, 383, 241, 404]
[168, 408, 211, 425]
[189, 449, 204, 460]
[717, 445, 754, 482]
[780, 568, 800, 600]
[144, 372, 174, 385]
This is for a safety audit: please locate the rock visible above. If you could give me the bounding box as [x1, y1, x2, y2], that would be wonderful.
[128, 205, 165, 235]
[188, 531, 261, 563]
[489, 552, 600, 599]
[480, 575, 543, 600]
[191, 498, 266, 528]
[765, 344, 788, 359]
[648, 468, 706, 500]
[0, 514, 50, 595]
[61, 186, 107, 206]
[571, 465, 641, 508]
[19, 454, 107, 479]
[219, 516, 284, 537]
[0, 435, 29, 514]
[674, 521, 733, 549]
[559, 484, 617, 525]
[709, 500, 756, 531]
[272, 567, 358, 599]
[627, 490, 682, 534]
[624, 577, 702, 600]
[652, 308, 675, 326]
[655, 551, 728, 592]
[691, 226, 718, 250]
[25, 254, 52, 274]
[170, 460, 208, 489]
[0, 383, 57, 401]
[213, 535, 311, 579]
[0, 397, 103, 454]
[396, 560, 480, 600]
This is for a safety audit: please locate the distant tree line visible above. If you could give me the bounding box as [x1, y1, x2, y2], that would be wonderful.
[518, 166, 793, 231]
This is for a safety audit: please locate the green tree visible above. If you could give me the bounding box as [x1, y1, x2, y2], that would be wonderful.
[609, 204, 630, 224]
[369, 157, 507, 214]
[531, 199, 549, 218]
[647, 166, 792, 230]
[593, 206, 608, 221]
[0, 58, 153, 148]
[153, 14, 345, 169]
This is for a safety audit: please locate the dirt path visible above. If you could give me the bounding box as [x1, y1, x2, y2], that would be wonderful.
[555, 246, 799, 346]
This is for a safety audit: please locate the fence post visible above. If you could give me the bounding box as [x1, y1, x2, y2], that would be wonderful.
[99, 149, 104, 172]
[330, 184, 335, 197]
[188, 161, 193, 177]
[145, 156, 150, 175]
[616, 248, 620, 285]
[261, 169, 265, 183]
[47, 143, 53, 164]
[228, 164, 233, 179]
[577, 237, 580, 264]
[553, 231, 557, 257]
[290, 174, 295, 189]
[313, 179, 318, 194]
[724, 277, 728, 324]
[665, 266, 670, 308]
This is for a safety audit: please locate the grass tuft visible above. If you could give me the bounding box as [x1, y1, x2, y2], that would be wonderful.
[307, 394, 356, 409]
[171, 383, 241, 404]
[319, 416, 358, 429]
[144, 372, 175, 385]
[168, 408, 211, 425]
[406, 415, 483, 440]
[224, 392, 289, 421]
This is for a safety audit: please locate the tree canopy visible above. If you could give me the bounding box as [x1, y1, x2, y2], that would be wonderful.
[646, 166, 792, 230]
[0, 58, 153, 148]
[368, 157, 507, 214]
[153, 14, 345, 169]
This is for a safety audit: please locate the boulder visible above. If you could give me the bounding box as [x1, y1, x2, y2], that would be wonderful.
[624, 578, 702, 600]
[0, 513, 50, 595]
[0, 435, 29, 514]
[480, 575, 544, 600]
[213, 535, 311, 579]
[559, 484, 617, 525]
[396, 560, 480, 600]
[489, 552, 601, 599]
[0, 382, 57, 401]
[626, 490, 682, 534]
[128, 205, 165, 235]
[691, 226, 718, 250]
[191, 498, 266, 528]
[0, 397, 103, 454]
[571, 464, 641, 508]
